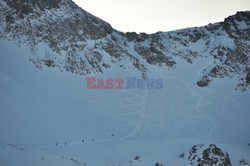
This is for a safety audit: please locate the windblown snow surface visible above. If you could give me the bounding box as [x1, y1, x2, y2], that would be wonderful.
[0, 38, 250, 166]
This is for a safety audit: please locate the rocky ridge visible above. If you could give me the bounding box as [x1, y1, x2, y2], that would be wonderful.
[179, 144, 232, 166]
[0, 0, 249, 90]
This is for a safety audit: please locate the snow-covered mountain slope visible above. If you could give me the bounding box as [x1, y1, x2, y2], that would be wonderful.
[2, 37, 250, 166]
[0, 0, 250, 90]
[0, 0, 250, 166]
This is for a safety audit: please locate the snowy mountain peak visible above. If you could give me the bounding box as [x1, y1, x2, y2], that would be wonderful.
[0, 0, 250, 90]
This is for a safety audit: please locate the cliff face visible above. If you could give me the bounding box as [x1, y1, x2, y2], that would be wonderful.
[0, 0, 249, 90]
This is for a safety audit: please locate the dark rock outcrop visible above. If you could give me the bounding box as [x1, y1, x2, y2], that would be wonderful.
[180, 144, 232, 166]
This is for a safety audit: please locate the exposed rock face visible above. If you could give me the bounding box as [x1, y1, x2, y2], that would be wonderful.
[0, 0, 249, 90]
[239, 159, 250, 166]
[0, 0, 149, 77]
[198, 11, 250, 90]
[180, 144, 232, 166]
[246, 67, 250, 84]
[4, 0, 61, 14]
[197, 76, 211, 87]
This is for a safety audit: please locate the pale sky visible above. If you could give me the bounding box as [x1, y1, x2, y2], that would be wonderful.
[73, 0, 250, 33]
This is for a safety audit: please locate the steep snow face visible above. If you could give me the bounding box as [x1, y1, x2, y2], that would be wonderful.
[0, 0, 250, 90]
[1, 38, 250, 166]
[0, 0, 250, 166]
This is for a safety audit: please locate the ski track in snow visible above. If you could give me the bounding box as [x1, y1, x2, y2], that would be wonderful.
[17, 67, 245, 154]
[36, 138, 114, 150]
[87, 66, 232, 140]
[112, 89, 148, 138]
[1, 66, 248, 165]
[0, 138, 115, 165]
[186, 82, 219, 141]
[153, 66, 222, 141]
[153, 65, 250, 143]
